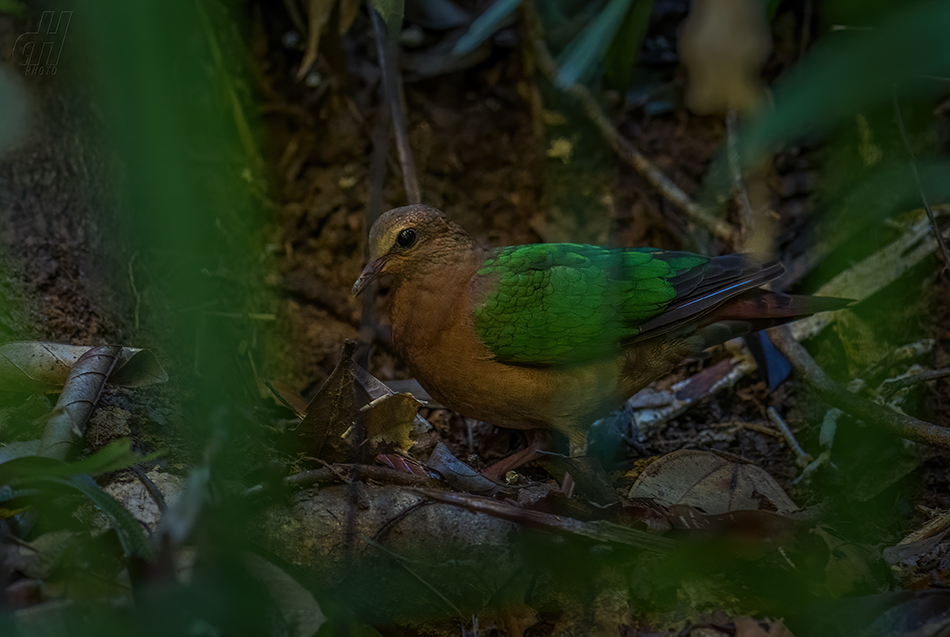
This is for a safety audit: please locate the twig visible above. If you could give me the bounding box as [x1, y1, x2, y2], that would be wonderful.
[637, 210, 940, 437]
[127, 252, 140, 333]
[132, 465, 168, 513]
[241, 464, 440, 498]
[286, 464, 441, 489]
[415, 488, 677, 554]
[893, 92, 950, 273]
[521, 1, 732, 241]
[355, 79, 393, 369]
[880, 367, 950, 400]
[897, 509, 950, 545]
[369, 3, 421, 204]
[767, 406, 812, 467]
[727, 109, 756, 243]
[770, 325, 950, 450]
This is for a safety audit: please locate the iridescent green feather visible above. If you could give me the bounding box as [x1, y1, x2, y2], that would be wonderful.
[472, 244, 707, 365]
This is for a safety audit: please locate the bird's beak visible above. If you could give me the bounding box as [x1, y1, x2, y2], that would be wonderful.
[352, 258, 384, 296]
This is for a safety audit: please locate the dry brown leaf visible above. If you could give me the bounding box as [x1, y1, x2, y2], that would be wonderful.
[281, 341, 361, 463]
[337, 0, 360, 34]
[0, 341, 167, 393]
[813, 526, 885, 597]
[296, 0, 336, 81]
[359, 392, 421, 453]
[350, 361, 433, 440]
[9, 531, 75, 579]
[628, 449, 799, 516]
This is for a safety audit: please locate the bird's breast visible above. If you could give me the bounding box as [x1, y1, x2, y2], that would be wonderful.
[388, 274, 628, 436]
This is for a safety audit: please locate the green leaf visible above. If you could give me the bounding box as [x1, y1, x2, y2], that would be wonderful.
[26, 475, 153, 559]
[0, 438, 162, 486]
[556, 0, 635, 88]
[453, 0, 524, 56]
[767, 0, 784, 19]
[0, 0, 26, 18]
[701, 3, 950, 204]
[602, 0, 654, 91]
[370, 0, 404, 36]
[0, 485, 43, 503]
[740, 3, 950, 167]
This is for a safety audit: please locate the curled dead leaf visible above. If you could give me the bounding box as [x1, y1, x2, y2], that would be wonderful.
[359, 392, 422, 453]
[0, 341, 167, 393]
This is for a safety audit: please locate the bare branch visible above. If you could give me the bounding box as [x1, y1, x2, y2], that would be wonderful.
[521, 1, 732, 241]
[770, 326, 950, 451]
[369, 3, 421, 204]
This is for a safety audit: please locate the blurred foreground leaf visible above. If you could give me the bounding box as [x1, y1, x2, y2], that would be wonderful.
[0, 438, 159, 484]
[371, 0, 405, 36]
[555, 0, 634, 88]
[453, 0, 522, 56]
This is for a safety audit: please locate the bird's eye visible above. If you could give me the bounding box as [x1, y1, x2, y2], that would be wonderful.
[396, 228, 417, 249]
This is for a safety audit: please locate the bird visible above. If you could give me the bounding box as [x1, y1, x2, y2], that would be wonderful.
[353, 204, 847, 471]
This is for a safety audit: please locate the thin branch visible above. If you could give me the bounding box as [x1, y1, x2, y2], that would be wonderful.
[767, 406, 812, 467]
[521, 1, 732, 241]
[369, 4, 421, 204]
[355, 83, 393, 369]
[287, 464, 441, 489]
[726, 109, 756, 244]
[893, 92, 950, 273]
[880, 367, 950, 401]
[770, 325, 950, 451]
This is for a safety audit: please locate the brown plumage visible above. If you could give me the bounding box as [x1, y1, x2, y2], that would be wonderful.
[353, 204, 847, 455]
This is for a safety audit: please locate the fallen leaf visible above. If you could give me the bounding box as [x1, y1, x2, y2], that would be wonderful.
[628, 449, 799, 516]
[350, 362, 433, 439]
[279, 341, 362, 463]
[735, 617, 795, 637]
[245, 552, 327, 637]
[376, 453, 441, 479]
[38, 346, 121, 461]
[359, 392, 421, 453]
[296, 0, 336, 81]
[0, 342, 167, 393]
[426, 442, 504, 496]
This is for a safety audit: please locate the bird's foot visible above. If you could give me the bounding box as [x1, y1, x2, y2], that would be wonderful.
[480, 429, 551, 482]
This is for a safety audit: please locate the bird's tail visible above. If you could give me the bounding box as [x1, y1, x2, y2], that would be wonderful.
[691, 289, 852, 349]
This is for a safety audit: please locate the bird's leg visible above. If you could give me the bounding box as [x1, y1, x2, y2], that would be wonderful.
[480, 428, 553, 482]
[534, 428, 619, 506]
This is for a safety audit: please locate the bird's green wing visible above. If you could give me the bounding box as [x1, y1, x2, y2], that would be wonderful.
[470, 243, 709, 365]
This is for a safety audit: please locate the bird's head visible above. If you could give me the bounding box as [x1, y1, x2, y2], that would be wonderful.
[352, 204, 474, 296]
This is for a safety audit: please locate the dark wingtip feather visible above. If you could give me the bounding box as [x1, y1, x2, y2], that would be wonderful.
[714, 291, 852, 323]
[633, 256, 784, 339]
